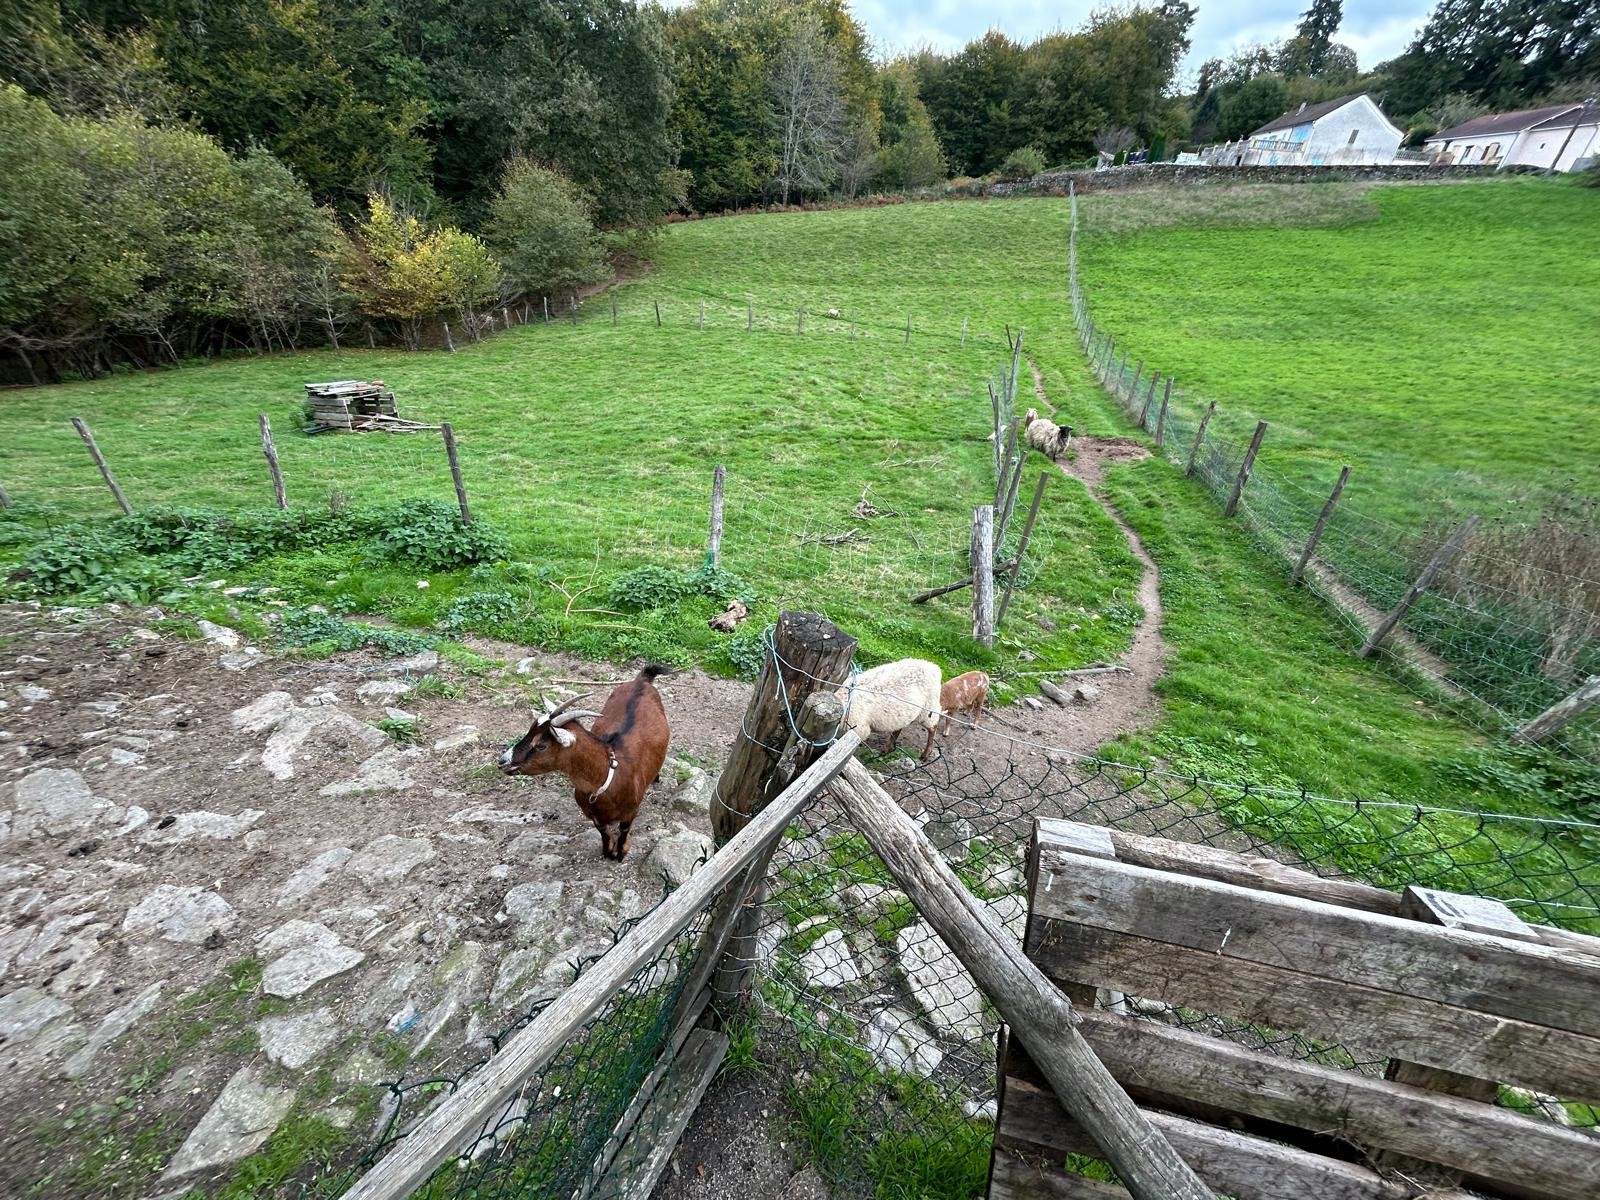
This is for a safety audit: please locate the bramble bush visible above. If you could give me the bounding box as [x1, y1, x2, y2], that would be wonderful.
[607, 562, 753, 610]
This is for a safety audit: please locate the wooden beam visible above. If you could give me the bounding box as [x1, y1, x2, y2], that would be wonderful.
[440, 422, 471, 526]
[827, 760, 1215, 1200]
[1514, 675, 1600, 744]
[1359, 514, 1479, 657]
[1005, 1010, 1600, 1200]
[71, 417, 131, 514]
[707, 465, 726, 567]
[1292, 465, 1350, 584]
[989, 1150, 1128, 1199]
[258, 414, 287, 509]
[337, 734, 858, 1200]
[997, 474, 1047, 627]
[972, 504, 996, 648]
[1184, 400, 1216, 477]
[1154, 378, 1170, 449]
[1224, 420, 1268, 517]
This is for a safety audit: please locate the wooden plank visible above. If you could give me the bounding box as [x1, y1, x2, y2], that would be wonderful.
[1025, 918, 1600, 1098]
[1514, 676, 1600, 744]
[996, 1081, 1484, 1200]
[590, 1027, 728, 1200]
[1036, 821, 1404, 916]
[827, 760, 1215, 1200]
[989, 1149, 1128, 1199]
[1028, 851, 1600, 1038]
[338, 734, 858, 1200]
[1004, 1010, 1600, 1200]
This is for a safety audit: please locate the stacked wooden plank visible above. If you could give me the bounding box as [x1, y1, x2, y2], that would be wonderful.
[304, 380, 438, 432]
[989, 818, 1600, 1200]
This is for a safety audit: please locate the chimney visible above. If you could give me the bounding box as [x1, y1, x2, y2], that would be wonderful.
[1297, 102, 1307, 114]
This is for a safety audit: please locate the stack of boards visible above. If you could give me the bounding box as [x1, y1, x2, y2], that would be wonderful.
[303, 381, 438, 433]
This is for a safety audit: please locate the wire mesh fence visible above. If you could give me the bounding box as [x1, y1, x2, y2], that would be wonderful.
[1064, 185, 1599, 764]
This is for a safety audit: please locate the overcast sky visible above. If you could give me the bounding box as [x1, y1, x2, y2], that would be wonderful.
[840, 1, 1431, 84]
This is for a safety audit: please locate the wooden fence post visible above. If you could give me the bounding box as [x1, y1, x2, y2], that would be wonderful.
[709, 612, 857, 1002]
[258, 414, 287, 510]
[570, 296, 578, 324]
[1129, 360, 1144, 407]
[1116, 349, 1129, 397]
[797, 307, 803, 335]
[1185, 400, 1216, 477]
[0, 481, 10, 508]
[653, 300, 661, 327]
[993, 419, 1020, 512]
[904, 313, 912, 346]
[997, 474, 1046, 627]
[972, 505, 996, 647]
[1102, 335, 1116, 380]
[1359, 514, 1480, 658]
[708, 465, 726, 567]
[443, 323, 456, 352]
[440, 422, 472, 526]
[996, 445, 1025, 544]
[1138, 373, 1159, 428]
[71, 418, 131, 514]
[826, 761, 1216, 1200]
[1514, 676, 1600, 744]
[961, 316, 968, 347]
[699, 301, 706, 331]
[1292, 465, 1350, 584]
[1223, 420, 1268, 517]
[1155, 377, 1172, 449]
[611, 295, 617, 325]
[503, 308, 512, 330]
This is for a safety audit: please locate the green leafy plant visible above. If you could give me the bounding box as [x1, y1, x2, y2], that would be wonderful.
[376, 716, 419, 743]
[274, 608, 433, 655]
[607, 565, 694, 610]
[369, 500, 513, 571]
[437, 589, 522, 633]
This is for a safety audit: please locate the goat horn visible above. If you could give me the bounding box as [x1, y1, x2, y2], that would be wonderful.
[541, 691, 595, 721]
[550, 708, 602, 728]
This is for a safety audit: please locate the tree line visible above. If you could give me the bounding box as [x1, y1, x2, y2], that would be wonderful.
[2, 0, 1593, 380]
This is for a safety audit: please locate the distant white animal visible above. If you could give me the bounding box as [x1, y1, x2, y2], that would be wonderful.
[836, 658, 943, 760]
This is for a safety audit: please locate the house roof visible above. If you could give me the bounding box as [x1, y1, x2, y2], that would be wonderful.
[1530, 102, 1600, 131]
[1248, 94, 1364, 137]
[1431, 105, 1579, 141]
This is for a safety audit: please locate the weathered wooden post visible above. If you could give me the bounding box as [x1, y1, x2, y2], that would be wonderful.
[997, 473, 1047, 627]
[992, 419, 1021, 512]
[654, 300, 661, 327]
[709, 612, 857, 1002]
[367, 325, 376, 349]
[708, 465, 726, 567]
[1359, 515, 1479, 658]
[996, 446, 1026, 543]
[610, 295, 617, 325]
[1155, 377, 1171, 449]
[1138, 373, 1159, 428]
[503, 308, 512, 330]
[443, 323, 456, 352]
[1514, 676, 1600, 744]
[570, 296, 578, 324]
[826, 761, 1216, 1200]
[960, 316, 968, 347]
[440, 422, 472, 526]
[0, 481, 10, 508]
[1185, 400, 1217, 476]
[904, 313, 912, 346]
[1223, 420, 1268, 517]
[1116, 349, 1129, 397]
[544, 296, 551, 323]
[1101, 335, 1116, 380]
[1292, 465, 1351, 584]
[71, 418, 132, 514]
[258, 414, 287, 509]
[972, 505, 996, 647]
[699, 300, 706, 331]
[1129, 360, 1144, 407]
[796, 307, 803, 335]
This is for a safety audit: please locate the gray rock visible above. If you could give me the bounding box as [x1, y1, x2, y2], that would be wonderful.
[355, 680, 412, 702]
[923, 813, 975, 865]
[418, 941, 487, 1051]
[506, 831, 570, 862]
[984, 893, 1028, 942]
[670, 768, 715, 817]
[277, 847, 353, 906]
[344, 835, 434, 885]
[513, 657, 538, 675]
[160, 1067, 295, 1180]
[646, 824, 713, 888]
[195, 620, 242, 650]
[123, 886, 238, 945]
[490, 945, 547, 1004]
[259, 921, 365, 998]
[143, 810, 263, 845]
[13, 769, 121, 838]
[381, 707, 417, 723]
[218, 650, 264, 672]
[502, 880, 564, 924]
[894, 921, 987, 1044]
[432, 726, 480, 752]
[0, 986, 73, 1045]
[62, 980, 164, 1079]
[843, 884, 907, 916]
[865, 1006, 943, 1077]
[17, 684, 52, 703]
[319, 748, 423, 798]
[796, 928, 864, 990]
[1073, 684, 1101, 703]
[107, 747, 145, 767]
[256, 1006, 340, 1070]
[261, 708, 387, 781]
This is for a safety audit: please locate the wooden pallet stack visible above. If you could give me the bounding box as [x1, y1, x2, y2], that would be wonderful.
[303, 380, 438, 432]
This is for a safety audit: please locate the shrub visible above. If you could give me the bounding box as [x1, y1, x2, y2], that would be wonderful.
[485, 158, 610, 297]
[437, 589, 522, 633]
[998, 146, 1046, 181]
[369, 500, 513, 570]
[18, 526, 134, 593]
[274, 608, 433, 655]
[608, 565, 694, 610]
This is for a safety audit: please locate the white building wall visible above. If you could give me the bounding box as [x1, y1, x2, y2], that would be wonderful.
[1427, 122, 1600, 171]
[1301, 96, 1402, 165]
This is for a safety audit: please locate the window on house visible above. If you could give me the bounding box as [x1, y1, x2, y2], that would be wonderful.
[1347, 129, 1360, 145]
[1485, 143, 1502, 164]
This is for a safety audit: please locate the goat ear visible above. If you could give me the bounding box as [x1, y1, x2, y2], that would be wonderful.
[551, 727, 576, 748]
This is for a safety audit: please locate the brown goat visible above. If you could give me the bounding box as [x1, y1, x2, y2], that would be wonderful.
[497, 665, 671, 860]
[939, 670, 990, 735]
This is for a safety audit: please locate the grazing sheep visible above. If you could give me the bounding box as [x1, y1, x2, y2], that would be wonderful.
[1023, 408, 1073, 459]
[836, 658, 943, 760]
[939, 670, 990, 735]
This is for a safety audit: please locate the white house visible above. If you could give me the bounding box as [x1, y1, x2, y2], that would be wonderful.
[1426, 103, 1600, 172]
[1204, 94, 1403, 167]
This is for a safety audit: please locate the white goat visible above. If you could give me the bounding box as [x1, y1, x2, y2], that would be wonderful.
[1023, 408, 1072, 459]
[836, 658, 943, 760]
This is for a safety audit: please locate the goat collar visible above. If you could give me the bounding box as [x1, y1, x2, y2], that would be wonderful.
[589, 751, 620, 802]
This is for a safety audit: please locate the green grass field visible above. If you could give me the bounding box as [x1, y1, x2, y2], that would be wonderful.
[1075, 179, 1600, 525]
[2, 183, 1595, 832]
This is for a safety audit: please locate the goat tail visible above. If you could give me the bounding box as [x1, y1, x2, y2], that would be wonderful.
[637, 663, 675, 682]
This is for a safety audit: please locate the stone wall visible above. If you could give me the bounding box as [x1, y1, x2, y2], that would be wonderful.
[981, 162, 1505, 198]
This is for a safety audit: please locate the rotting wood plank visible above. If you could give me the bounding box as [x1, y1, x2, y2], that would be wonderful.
[337, 734, 858, 1200]
[1025, 918, 1600, 1099]
[989, 1149, 1129, 1199]
[1028, 851, 1600, 1037]
[590, 1027, 729, 1200]
[1003, 1010, 1600, 1200]
[996, 1083, 1486, 1200]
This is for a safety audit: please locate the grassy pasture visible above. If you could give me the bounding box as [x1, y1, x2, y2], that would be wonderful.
[1075, 179, 1600, 526]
